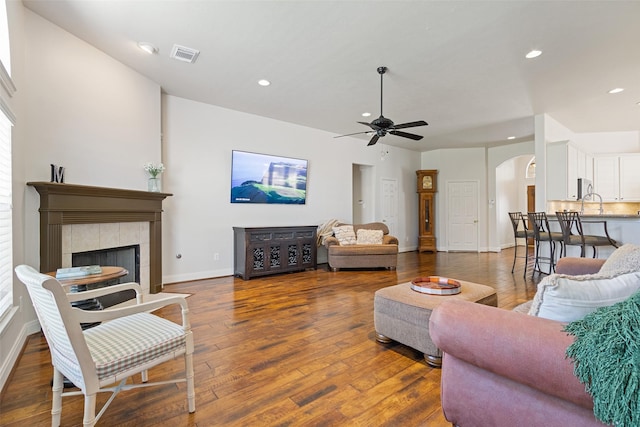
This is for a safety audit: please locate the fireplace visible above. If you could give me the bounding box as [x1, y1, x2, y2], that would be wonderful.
[27, 182, 171, 294]
[72, 244, 140, 307]
[73, 245, 140, 283]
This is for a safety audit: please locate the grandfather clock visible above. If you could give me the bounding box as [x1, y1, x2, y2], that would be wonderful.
[416, 170, 437, 252]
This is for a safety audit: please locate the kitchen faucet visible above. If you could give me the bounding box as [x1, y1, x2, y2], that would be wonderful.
[581, 191, 604, 215]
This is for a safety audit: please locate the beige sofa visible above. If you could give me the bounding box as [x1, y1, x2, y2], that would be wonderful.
[323, 222, 398, 271]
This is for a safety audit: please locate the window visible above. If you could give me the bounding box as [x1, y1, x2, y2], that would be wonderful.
[0, 0, 13, 320]
[0, 111, 11, 318]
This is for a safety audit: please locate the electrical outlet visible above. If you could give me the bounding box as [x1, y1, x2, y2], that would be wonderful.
[214, 252, 220, 261]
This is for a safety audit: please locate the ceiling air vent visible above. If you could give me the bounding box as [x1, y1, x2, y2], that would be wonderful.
[170, 44, 200, 63]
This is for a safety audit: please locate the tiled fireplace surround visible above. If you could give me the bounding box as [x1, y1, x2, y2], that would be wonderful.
[62, 222, 149, 292]
[28, 182, 170, 294]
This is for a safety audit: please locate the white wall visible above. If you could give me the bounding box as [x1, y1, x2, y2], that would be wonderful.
[420, 142, 535, 253]
[489, 141, 535, 251]
[420, 147, 488, 251]
[161, 95, 421, 283]
[22, 10, 161, 190]
[22, 7, 162, 271]
[496, 160, 517, 248]
[1, 7, 162, 390]
[575, 131, 640, 154]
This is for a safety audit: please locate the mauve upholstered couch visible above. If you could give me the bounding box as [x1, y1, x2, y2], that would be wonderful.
[323, 222, 398, 271]
[429, 257, 607, 427]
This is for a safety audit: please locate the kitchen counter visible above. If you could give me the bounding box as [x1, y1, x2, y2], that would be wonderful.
[546, 213, 640, 257]
[579, 214, 640, 219]
[548, 213, 640, 220]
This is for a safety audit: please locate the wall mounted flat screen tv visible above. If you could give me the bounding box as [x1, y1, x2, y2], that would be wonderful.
[230, 150, 308, 204]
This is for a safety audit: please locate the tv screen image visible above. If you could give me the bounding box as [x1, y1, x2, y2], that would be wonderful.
[230, 150, 308, 204]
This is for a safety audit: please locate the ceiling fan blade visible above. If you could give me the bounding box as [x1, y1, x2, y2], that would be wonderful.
[392, 120, 428, 130]
[334, 130, 370, 138]
[389, 130, 423, 141]
[367, 134, 380, 146]
[357, 121, 380, 130]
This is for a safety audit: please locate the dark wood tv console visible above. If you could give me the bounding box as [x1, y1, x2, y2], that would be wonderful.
[233, 226, 317, 279]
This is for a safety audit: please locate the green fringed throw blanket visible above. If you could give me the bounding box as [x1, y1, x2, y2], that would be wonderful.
[564, 291, 640, 427]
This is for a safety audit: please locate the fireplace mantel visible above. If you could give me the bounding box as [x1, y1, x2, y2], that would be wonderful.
[27, 182, 172, 293]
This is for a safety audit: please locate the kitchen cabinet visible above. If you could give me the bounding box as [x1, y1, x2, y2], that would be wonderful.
[546, 141, 590, 200]
[620, 155, 640, 200]
[594, 154, 640, 201]
[594, 155, 619, 201]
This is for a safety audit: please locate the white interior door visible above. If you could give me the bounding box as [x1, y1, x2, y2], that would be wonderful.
[447, 181, 479, 251]
[381, 178, 398, 237]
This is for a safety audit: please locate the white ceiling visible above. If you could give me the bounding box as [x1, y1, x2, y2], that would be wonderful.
[22, 0, 640, 152]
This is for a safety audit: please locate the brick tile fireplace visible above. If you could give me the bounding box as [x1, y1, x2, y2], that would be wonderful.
[27, 182, 171, 294]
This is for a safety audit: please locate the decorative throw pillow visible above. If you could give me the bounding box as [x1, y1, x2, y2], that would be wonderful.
[528, 271, 640, 322]
[599, 243, 640, 276]
[356, 229, 384, 245]
[332, 225, 356, 246]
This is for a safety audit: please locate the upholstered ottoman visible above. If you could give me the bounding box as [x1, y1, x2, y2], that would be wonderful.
[374, 280, 497, 367]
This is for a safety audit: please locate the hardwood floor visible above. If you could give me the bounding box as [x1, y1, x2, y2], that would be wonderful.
[1, 249, 542, 426]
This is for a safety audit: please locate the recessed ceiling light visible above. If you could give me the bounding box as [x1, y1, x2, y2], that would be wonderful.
[525, 50, 542, 59]
[362, 112, 371, 117]
[608, 88, 624, 94]
[258, 79, 271, 87]
[137, 42, 158, 55]
[507, 136, 516, 140]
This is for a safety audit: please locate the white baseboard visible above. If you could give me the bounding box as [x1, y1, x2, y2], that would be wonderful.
[163, 268, 233, 285]
[0, 315, 40, 392]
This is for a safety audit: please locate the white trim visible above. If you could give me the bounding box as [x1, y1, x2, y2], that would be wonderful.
[0, 61, 15, 97]
[0, 304, 16, 333]
[163, 268, 233, 285]
[0, 309, 41, 391]
[399, 245, 418, 253]
[0, 96, 14, 124]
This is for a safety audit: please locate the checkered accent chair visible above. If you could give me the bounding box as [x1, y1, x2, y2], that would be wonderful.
[15, 265, 195, 427]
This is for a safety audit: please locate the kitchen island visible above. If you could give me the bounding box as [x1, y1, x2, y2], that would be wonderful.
[549, 213, 640, 259]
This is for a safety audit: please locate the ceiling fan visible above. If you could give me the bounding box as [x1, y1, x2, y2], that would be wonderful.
[335, 66, 428, 146]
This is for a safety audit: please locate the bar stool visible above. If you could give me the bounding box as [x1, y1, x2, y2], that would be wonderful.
[528, 212, 564, 275]
[508, 212, 534, 276]
[555, 211, 618, 258]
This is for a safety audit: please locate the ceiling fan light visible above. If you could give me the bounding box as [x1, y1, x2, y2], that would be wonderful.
[525, 49, 542, 59]
[362, 112, 371, 117]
